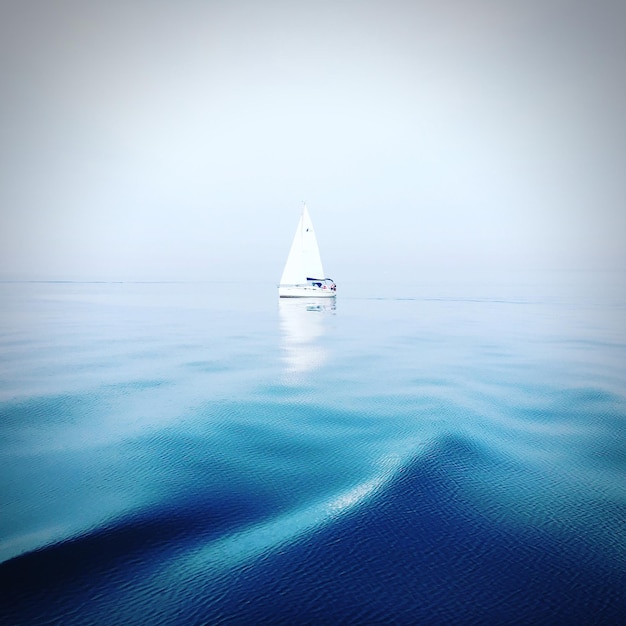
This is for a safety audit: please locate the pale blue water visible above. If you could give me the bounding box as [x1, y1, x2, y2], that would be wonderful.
[1, 273, 625, 624]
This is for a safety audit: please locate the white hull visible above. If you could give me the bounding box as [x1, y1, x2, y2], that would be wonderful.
[278, 285, 336, 298]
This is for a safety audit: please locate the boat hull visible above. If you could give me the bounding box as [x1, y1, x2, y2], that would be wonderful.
[278, 285, 336, 298]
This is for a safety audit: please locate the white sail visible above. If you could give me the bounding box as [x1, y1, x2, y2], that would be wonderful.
[280, 205, 325, 285]
[278, 204, 336, 298]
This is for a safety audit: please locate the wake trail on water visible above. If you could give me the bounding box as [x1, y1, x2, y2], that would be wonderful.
[2, 430, 626, 625]
[0, 435, 431, 621]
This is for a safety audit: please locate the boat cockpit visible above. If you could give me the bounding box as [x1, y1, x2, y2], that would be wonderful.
[307, 278, 336, 291]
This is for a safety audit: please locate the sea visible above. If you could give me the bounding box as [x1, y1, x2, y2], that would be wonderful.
[1, 272, 625, 625]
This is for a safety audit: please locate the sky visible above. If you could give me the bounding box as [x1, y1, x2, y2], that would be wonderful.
[1, 0, 625, 282]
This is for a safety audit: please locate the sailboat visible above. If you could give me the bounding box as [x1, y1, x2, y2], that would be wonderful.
[278, 204, 336, 298]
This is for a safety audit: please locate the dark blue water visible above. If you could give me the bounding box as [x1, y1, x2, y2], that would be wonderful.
[1, 274, 625, 624]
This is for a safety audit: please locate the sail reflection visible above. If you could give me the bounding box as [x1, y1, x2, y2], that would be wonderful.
[278, 298, 335, 378]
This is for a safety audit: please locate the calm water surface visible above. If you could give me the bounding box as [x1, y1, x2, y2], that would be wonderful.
[1, 273, 625, 624]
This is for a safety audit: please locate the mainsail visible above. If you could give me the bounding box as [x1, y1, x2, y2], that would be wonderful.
[280, 205, 325, 285]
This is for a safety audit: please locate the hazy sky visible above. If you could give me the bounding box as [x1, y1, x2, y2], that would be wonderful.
[1, 0, 624, 281]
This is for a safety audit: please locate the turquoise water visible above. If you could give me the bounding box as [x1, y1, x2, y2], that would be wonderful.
[1, 274, 625, 624]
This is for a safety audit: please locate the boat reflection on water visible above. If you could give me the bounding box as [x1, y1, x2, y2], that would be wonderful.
[278, 298, 336, 379]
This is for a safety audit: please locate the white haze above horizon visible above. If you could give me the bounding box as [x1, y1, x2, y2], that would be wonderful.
[1, 0, 625, 283]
